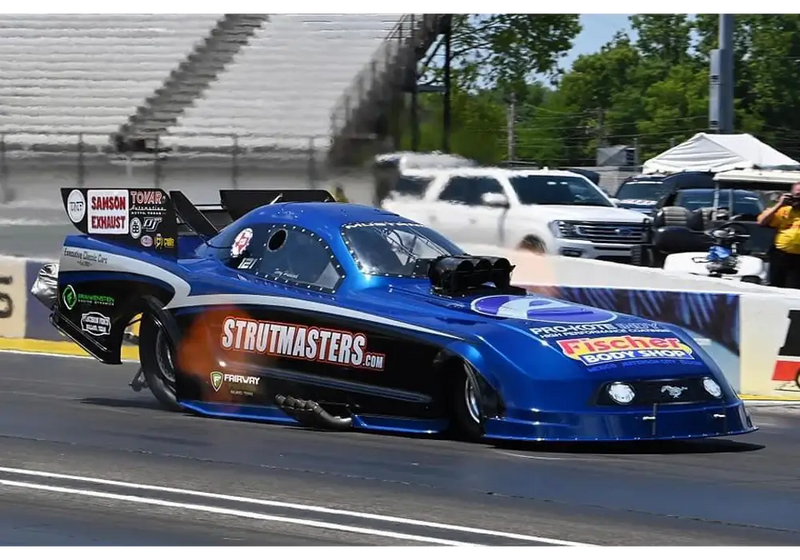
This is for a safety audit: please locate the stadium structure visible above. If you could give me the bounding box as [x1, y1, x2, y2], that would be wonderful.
[0, 14, 447, 202]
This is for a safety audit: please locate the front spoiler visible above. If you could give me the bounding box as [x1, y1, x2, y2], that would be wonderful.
[482, 400, 756, 442]
[180, 398, 755, 443]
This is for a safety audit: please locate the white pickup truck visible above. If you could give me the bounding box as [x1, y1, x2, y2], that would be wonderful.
[381, 167, 652, 263]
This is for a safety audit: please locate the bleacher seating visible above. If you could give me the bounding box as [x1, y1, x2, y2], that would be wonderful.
[162, 14, 403, 151]
[0, 14, 222, 147]
[0, 14, 435, 159]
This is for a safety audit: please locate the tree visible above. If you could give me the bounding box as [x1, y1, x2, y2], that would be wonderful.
[402, 84, 507, 164]
[693, 14, 800, 157]
[449, 14, 581, 94]
[630, 15, 693, 66]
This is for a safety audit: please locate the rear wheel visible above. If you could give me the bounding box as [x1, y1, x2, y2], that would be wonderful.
[451, 362, 484, 442]
[139, 312, 182, 411]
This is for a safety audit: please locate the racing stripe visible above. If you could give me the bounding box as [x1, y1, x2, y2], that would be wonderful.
[58, 246, 458, 340]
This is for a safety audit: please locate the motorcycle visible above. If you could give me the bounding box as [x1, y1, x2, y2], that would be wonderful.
[662, 221, 767, 283]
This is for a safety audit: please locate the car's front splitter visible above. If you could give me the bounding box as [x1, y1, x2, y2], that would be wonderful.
[482, 400, 756, 442]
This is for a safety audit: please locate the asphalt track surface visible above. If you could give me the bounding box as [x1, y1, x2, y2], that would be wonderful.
[0, 352, 798, 546]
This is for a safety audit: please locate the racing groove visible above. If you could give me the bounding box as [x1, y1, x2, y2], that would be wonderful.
[0, 352, 799, 545]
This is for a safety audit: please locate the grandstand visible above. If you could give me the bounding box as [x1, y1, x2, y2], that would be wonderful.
[0, 14, 444, 162]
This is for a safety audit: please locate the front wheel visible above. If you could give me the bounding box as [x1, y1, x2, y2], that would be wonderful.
[139, 312, 182, 411]
[451, 362, 484, 442]
[518, 236, 546, 254]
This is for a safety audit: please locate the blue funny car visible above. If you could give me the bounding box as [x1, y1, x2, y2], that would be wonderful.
[32, 187, 756, 443]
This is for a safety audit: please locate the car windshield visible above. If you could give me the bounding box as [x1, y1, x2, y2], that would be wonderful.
[615, 181, 672, 201]
[674, 189, 766, 215]
[508, 175, 613, 207]
[342, 221, 465, 277]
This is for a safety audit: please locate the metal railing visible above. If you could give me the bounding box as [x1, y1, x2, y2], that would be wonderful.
[329, 14, 423, 139]
[0, 130, 330, 203]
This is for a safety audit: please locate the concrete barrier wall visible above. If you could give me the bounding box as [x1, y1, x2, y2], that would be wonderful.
[2, 248, 798, 400]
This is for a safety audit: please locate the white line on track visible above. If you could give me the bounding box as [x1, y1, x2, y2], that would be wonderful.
[0, 466, 592, 546]
[0, 478, 468, 546]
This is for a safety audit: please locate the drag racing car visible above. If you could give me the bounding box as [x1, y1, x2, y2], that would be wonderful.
[31, 187, 755, 442]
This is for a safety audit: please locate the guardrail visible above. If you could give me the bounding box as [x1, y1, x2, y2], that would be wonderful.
[2, 251, 798, 400]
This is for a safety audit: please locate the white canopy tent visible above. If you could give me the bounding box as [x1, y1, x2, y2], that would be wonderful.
[641, 132, 799, 174]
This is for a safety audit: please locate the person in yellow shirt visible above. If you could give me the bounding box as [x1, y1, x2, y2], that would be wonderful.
[757, 183, 800, 288]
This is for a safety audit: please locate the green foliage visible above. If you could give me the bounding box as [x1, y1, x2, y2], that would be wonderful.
[409, 13, 800, 166]
[450, 14, 582, 93]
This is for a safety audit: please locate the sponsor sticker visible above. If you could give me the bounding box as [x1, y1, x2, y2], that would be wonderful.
[87, 189, 129, 234]
[471, 294, 617, 324]
[342, 221, 421, 229]
[220, 317, 386, 371]
[154, 233, 175, 250]
[129, 190, 164, 208]
[557, 335, 696, 365]
[81, 311, 111, 337]
[141, 235, 153, 248]
[130, 217, 143, 240]
[62, 284, 115, 310]
[210, 371, 224, 392]
[209, 371, 260, 395]
[62, 247, 109, 268]
[67, 189, 86, 223]
[231, 228, 254, 258]
[238, 258, 257, 270]
[530, 321, 671, 339]
[62, 285, 77, 310]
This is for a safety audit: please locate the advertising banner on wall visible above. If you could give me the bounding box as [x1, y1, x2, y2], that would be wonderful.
[740, 294, 800, 399]
[522, 284, 742, 392]
[0, 256, 28, 339]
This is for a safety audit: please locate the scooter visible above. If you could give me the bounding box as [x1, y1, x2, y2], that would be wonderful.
[662, 222, 767, 283]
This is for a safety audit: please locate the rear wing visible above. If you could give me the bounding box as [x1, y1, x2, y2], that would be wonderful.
[61, 187, 180, 257]
[61, 187, 335, 256]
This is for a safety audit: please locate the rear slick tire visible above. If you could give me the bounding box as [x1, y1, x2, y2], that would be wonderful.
[451, 362, 484, 442]
[139, 313, 182, 412]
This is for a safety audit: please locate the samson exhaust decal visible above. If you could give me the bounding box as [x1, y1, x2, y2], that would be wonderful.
[87, 189, 129, 234]
[557, 335, 696, 365]
[220, 317, 386, 371]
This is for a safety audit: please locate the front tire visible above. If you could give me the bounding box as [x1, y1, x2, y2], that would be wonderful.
[519, 235, 546, 254]
[451, 362, 484, 442]
[139, 312, 182, 411]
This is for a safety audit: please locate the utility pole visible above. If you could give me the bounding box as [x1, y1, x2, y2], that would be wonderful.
[709, 14, 735, 133]
[506, 92, 516, 161]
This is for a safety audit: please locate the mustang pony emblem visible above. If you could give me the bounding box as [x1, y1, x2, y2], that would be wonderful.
[660, 385, 688, 399]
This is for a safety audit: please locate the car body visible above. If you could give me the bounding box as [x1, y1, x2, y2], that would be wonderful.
[655, 187, 766, 219]
[613, 172, 717, 215]
[34, 187, 756, 442]
[382, 167, 651, 264]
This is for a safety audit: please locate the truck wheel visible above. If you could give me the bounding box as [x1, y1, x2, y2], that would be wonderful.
[139, 312, 182, 412]
[519, 236, 546, 254]
[451, 362, 484, 442]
